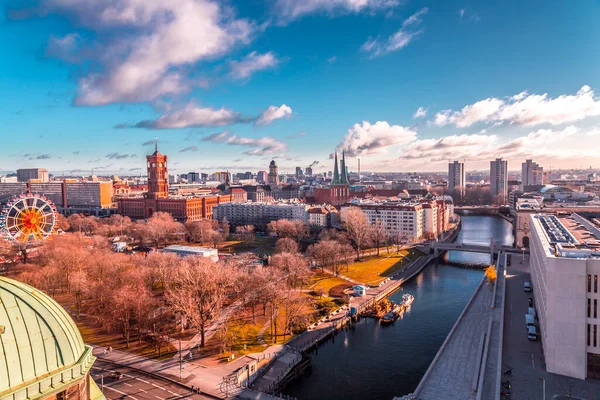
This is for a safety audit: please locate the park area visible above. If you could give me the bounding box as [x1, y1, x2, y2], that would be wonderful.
[343, 248, 425, 285]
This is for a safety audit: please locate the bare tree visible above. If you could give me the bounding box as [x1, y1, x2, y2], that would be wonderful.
[342, 207, 371, 260]
[270, 252, 310, 289]
[275, 237, 299, 254]
[235, 225, 255, 244]
[166, 258, 234, 347]
[370, 218, 388, 256]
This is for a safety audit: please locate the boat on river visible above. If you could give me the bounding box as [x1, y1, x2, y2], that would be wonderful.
[400, 293, 414, 308]
[380, 304, 403, 324]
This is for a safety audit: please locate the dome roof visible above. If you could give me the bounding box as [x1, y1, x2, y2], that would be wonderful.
[0, 277, 86, 395]
[270, 160, 277, 167]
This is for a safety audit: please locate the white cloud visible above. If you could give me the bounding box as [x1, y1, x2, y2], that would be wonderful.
[37, 0, 254, 105]
[400, 134, 496, 161]
[255, 104, 293, 126]
[273, 0, 398, 22]
[337, 121, 417, 157]
[413, 106, 427, 119]
[140, 102, 243, 129]
[361, 8, 428, 57]
[202, 131, 286, 155]
[230, 51, 280, 80]
[434, 85, 600, 128]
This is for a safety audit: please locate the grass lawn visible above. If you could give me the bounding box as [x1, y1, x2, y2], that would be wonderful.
[310, 274, 352, 297]
[343, 249, 422, 285]
[218, 236, 276, 255]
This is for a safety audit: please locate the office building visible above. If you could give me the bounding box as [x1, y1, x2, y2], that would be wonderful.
[257, 171, 268, 183]
[295, 167, 303, 178]
[305, 167, 313, 177]
[529, 213, 600, 379]
[490, 158, 508, 203]
[522, 159, 544, 189]
[448, 161, 465, 200]
[16, 168, 49, 182]
[187, 172, 200, 183]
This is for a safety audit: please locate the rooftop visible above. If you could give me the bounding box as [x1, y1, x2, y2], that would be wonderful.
[533, 213, 600, 258]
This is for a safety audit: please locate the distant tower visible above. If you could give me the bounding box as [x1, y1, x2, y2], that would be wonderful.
[490, 158, 508, 203]
[147, 138, 169, 199]
[268, 160, 279, 185]
[357, 157, 361, 181]
[448, 160, 465, 200]
[340, 151, 349, 185]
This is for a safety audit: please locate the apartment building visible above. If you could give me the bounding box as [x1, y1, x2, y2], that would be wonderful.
[212, 201, 308, 230]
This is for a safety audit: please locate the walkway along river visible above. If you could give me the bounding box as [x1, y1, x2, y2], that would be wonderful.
[284, 215, 514, 400]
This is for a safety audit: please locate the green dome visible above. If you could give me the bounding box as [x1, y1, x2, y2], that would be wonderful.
[0, 276, 86, 396]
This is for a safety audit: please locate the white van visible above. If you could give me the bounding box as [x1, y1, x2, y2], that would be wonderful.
[524, 282, 532, 292]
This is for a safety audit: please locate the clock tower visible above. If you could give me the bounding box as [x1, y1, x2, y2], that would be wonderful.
[146, 138, 169, 199]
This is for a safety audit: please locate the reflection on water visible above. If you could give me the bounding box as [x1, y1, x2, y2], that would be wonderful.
[284, 215, 512, 400]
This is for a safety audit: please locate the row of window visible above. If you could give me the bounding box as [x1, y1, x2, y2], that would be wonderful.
[588, 324, 599, 348]
[588, 298, 598, 319]
[588, 275, 599, 293]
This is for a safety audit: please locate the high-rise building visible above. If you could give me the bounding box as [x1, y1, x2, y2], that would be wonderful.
[490, 158, 508, 203]
[305, 167, 313, 177]
[529, 213, 600, 379]
[16, 168, 49, 182]
[257, 171, 268, 183]
[295, 166, 303, 178]
[187, 172, 200, 183]
[522, 159, 544, 189]
[448, 161, 465, 200]
[268, 160, 279, 185]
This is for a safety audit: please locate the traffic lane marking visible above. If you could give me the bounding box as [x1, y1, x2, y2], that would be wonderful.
[103, 385, 140, 400]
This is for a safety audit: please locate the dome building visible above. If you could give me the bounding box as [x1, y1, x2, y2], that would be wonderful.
[0, 277, 105, 400]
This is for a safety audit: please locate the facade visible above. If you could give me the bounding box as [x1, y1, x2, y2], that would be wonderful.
[117, 145, 232, 221]
[0, 276, 105, 400]
[213, 202, 308, 230]
[16, 168, 49, 182]
[422, 202, 439, 239]
[343, 200, 424, 242]
[230, 187, 248, 203]
[243, 185, 267, 202]
[448, 161, 465, 200]
[522, 159, 544, 189]
[295, 167, 303, 178]
[307, 206, 338, 227]
[529, 213, 600, 379]
[187, 172, 200, 183]
[305, 167, 313, 177]
[268, 161, 279, 185]
[490, 158, 508, 203]
[257, 171, 268, 183]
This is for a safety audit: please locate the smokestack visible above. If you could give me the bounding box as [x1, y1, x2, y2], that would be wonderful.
[357, 157, 361, 181]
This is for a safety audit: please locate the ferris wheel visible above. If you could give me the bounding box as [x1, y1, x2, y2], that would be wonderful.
[0, 194, 58, 243]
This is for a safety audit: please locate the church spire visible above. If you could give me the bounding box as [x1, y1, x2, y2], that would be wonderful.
[340, 151, 348, 184]
[332, 151, 340, 185]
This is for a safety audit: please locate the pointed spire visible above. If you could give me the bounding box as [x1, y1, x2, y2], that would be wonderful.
[155, 136, 158, 153]
[340, 151, 348, 184]
[333, 151, 340, 185]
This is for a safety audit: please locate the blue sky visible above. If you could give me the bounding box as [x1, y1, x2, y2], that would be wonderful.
[1, 0, 600, 175]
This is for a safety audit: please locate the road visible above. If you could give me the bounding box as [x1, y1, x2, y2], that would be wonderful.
[502, 254, 600, 400]
[91, 360, 214, 400]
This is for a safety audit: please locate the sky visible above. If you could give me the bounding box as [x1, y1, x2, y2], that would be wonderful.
[1, 0, 600, 175]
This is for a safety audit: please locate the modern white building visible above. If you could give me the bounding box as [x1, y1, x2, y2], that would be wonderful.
[522, 159, 544, 189]
[490, 158, 508, 203]
[529, 213, 600, 379]
[160, 245, 219, 261]
[448, 161, 465, 200]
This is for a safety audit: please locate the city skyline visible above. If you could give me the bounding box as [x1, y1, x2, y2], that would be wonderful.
[2, 0, 600, 173]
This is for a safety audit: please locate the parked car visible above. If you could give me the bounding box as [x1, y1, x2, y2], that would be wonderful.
[527, 325, 538, 341]
[528, 307, 536, 319]
[525, 313, 535, 327]
[528, 297, 533, 307]
[524, 282, 532, 292]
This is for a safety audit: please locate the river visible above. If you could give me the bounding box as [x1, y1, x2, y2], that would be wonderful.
[285, 215, 514, 400]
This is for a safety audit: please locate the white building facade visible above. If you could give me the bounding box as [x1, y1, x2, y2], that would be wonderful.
[529, 213, 600, 379]
[522, 159, 544, 189]
[213, 202, 307, 229]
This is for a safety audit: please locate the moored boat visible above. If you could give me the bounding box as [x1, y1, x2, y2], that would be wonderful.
[400, 293, 414, 308]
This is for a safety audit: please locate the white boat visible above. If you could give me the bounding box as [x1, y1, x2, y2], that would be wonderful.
[400, 293, 414, 308]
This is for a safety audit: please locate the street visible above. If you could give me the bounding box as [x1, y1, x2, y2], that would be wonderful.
[91, 360, 214, 400]
[502, 254, 600, 400]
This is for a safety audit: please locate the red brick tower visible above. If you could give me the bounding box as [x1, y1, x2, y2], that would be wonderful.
[147, 138, 169, 199]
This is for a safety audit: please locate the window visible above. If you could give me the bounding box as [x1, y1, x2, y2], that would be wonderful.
[595, 325, 598, 347]
[589, 299, 592, 318]
[595, 299, 598, 319]
[596, 275, 598, 293]
[588, 324, 591, 346]
[589, 275, 593, 292]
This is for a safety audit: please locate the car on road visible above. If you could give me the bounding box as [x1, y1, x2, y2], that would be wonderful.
[528, 297, 533, 307]
[109, 371, 123, 380]
[527, 325, 538, 341]
[524, 281, 532, 292]
[528, 307, 536, 319]
[525, 313, 535, 327]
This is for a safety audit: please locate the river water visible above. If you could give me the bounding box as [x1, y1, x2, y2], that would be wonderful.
[285, 215, 514, 400]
